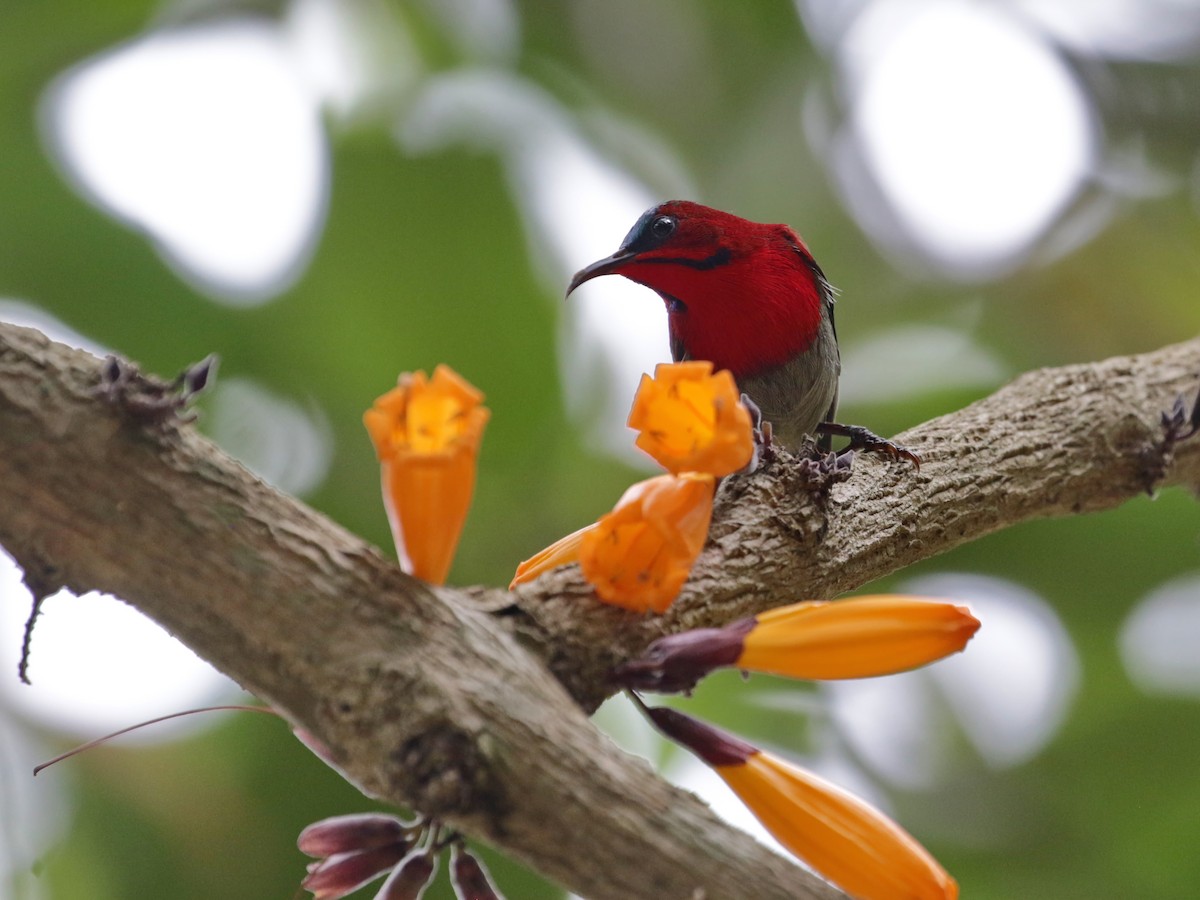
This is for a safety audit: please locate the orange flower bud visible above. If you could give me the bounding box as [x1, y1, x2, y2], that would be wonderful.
[615, 596, 979, 692]
[742, 595, 980, 680]
[509, 523, 597, 589]
[645, 705, 957, 900]
[363, 365, 489, 585]
[627, 361, 753, 476]
[719, 751, 958, 900]
[579, 472, 715, 613]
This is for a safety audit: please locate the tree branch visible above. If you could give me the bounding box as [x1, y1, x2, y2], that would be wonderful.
[506, 335, 1200, 707]
[1, 320, 1197, 899]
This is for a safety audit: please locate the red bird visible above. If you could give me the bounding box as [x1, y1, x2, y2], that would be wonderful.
[568, 201, 914, 462]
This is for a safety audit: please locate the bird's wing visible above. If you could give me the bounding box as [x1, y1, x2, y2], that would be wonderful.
[814, 271, 841, 423]
[784, 232, 841, 430]
[786, 235, 840, 371]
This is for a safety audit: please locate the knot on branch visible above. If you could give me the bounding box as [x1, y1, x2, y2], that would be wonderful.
[392, 723, 510, 826]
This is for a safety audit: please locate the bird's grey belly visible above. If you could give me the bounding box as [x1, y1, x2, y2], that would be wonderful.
[737, 325, 840, 451]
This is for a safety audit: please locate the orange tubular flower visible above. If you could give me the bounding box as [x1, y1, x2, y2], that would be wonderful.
[743, 595, 980, 679]
[627, 361, 754, 476]
[646, 705, 958, 900]
[509, 523, 598, 589]
[614, 595, 980, 693]
[363, 365, 489, 585]
[579, 472, 716, 613]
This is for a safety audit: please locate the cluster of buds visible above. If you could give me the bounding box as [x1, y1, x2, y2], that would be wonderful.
[512, 361, 753, 611]
[298, 813, 502, 900]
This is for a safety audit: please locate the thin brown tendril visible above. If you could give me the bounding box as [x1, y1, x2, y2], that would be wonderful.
[33, 705, 279, 775]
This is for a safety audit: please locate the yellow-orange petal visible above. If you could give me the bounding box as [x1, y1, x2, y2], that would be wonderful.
[510, 523, 597, 589]
[740, 595, 980, 679]
[627, 361, 753, 477]
[406, 365, 487, 453]
[718, 751, 958, 900]
[578, 472, 715, 613]
[363, 380, 417, 460]
[363, 366, 489, 462]
[364, 365, 489, 584]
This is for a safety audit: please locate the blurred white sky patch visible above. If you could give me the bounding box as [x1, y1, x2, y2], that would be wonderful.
[1120, 573, 1200, 696]
[0, 551, 241, 739]
[42, 18, 330, 304]
[829, 575, 1079, 788]
[399, 70, 688, 464]
[927, 577, 1079, 769]
[204, 377, 333, 497]
[837, 0, 1094, 275]
[839, 321, 1008, 405]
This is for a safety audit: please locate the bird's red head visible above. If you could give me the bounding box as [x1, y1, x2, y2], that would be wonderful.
[567, 201, 832, 379]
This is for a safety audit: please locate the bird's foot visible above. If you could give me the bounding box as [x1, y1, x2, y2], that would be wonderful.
[816, 422, 921, 470]
[739, 393, 777, 473]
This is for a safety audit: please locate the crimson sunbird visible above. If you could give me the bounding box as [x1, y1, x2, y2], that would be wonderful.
[568, 201, 916, 463]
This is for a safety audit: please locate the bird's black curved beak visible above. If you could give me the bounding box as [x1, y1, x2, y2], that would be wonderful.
[566, 248, 637, 297]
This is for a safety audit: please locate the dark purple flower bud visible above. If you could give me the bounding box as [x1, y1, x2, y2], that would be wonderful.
[611, 618, 754, 693]
[301, 844, 409, 900]
[451, 845, 504, 900]
[101, 355, 123, 386]
[374, 851, 437, 900]
[298, 813, 410, 858]
[184, 354, 218, 396]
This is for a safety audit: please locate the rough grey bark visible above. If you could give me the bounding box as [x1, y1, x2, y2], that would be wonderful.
[1, 319, 1198, 900]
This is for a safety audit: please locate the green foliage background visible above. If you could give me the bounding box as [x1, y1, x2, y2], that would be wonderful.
[2, 2, 1200, 899]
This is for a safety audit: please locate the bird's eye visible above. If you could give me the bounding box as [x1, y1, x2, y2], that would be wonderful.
[619, 207, 680, 252]
[651, 215, 677, 239]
